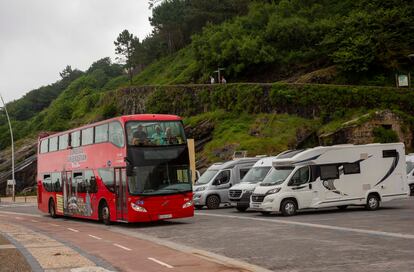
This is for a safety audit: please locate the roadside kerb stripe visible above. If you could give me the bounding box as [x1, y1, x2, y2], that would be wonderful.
[148, 257, 173, 269]
[195, 212, 414, 240]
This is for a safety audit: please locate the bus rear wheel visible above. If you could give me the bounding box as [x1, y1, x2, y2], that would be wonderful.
[49, 199, 57, 218]
[100, 202, 111, 225]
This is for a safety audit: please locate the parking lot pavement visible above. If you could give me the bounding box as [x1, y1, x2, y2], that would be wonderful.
[124, 198, 414, 272]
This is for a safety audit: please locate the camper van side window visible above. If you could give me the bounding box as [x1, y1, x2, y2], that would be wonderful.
[239, 169, 249, 179]
[320, 165, 339, 180]
[214, 170, 231, 185]
[343, 162, 360, 175]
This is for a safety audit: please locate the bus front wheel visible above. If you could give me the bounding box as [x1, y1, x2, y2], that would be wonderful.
[49, 199, 57, 218]
[100, 202, 111, 225]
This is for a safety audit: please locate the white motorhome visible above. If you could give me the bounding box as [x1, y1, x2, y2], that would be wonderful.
[250, 143, 409, 216]
[406, 153, 414, 195]
[229, 156, 276, 212]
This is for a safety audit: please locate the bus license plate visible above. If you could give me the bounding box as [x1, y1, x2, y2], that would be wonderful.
[159, 214, 172, 219]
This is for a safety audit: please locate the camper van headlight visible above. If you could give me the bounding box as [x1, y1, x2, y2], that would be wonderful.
[266, 188, 281, 195]
[195, 186, 207, 192]
[131, 202, 147, 212]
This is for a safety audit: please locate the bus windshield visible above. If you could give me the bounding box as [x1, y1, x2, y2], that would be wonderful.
[126, 121, 186, 146]
[128, 164, 192, 196]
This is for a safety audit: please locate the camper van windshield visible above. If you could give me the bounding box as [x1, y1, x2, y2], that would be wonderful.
[242, 167, 271, 183]
[407, 162, 414, 174]
[196, 170, 218, 185]
[261, 166, 294, 186]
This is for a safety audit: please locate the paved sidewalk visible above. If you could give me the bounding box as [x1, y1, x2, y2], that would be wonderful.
[0, 222, 114, 271]
[0, 233, 32, 272]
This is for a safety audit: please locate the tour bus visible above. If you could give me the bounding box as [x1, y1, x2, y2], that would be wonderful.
[37, 114, 194, 224]
[250, 143, 410, 216]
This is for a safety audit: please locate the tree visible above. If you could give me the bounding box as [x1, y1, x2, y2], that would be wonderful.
[59, 65, 74, 79]
[114, 30, 139, 84]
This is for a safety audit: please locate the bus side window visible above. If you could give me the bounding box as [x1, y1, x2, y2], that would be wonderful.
[40, 139, 49, 154]
[73, 172, 83, 194]
[84, 170, 97, 193]
[109, 122, 125, 147]
[52, 172, 62, 192]
[98, 168, 115, 193]
[43, 174, 51, 192]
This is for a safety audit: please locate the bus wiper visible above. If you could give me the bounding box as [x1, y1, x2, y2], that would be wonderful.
[160, 188, 191, 195]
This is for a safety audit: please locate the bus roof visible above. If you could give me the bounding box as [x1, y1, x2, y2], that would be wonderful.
[38, 114, 182, 140]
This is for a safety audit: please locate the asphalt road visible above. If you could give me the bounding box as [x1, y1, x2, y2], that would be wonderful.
[1, 198, 414, 272]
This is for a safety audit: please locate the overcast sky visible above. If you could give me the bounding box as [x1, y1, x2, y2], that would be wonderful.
[0, 0, 152, 103]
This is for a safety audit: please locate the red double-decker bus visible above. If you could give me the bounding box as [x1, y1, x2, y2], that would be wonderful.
[37, 114, 194, 224]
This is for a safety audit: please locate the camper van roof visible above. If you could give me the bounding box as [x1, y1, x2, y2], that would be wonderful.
[272, 143, 404, 167]
[208, 157, 261, 170]
[252, 156, 277, 167]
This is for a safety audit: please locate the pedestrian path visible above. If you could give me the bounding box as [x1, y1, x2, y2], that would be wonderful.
[0, 233, 32, 272]
[0, 222, 114, 272]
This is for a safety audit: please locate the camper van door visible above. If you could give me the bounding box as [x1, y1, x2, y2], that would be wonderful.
[286, 166, 316, 208]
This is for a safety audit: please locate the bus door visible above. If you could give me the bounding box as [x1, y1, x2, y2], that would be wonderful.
[114, 168, 128, 221]
[62, 171, 72, 212]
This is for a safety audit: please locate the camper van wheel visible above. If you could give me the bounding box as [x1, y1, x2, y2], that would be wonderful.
[206, 195, 220, 209]
[281, 199, 297, 216]
[236, 207, 248, 212]
[366, 194, 380, 211]
[49, 199, 57, 218]
[195, 205, 204, 210]
[337, 205, 348, 210]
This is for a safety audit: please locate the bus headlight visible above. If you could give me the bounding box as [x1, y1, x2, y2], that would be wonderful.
[182, 200, 193, 209]
[131, 202, 147, 212]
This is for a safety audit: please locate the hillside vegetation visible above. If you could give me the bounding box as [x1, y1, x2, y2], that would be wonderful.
[1, 0, 413, 164]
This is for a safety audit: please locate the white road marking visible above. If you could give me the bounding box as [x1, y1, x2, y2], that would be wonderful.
[113, 243, 132, 251]
[31, 219, 39, 223]
[88, 234, 102, 240]
[196, 212, 414, 240]
[67, 228, 79, 233]
[15, 216, 22, 220]
[49, 223, 60, 227]
[148, 257, 174, 269]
